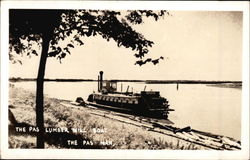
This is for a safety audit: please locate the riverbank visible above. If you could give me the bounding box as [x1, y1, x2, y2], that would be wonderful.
[206, 83, 242, 89]
[9, 86, 207, 149]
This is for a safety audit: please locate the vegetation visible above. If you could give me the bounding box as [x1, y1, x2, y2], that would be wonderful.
[9, 9, 168, 148]
[9, 86, 202, 149]
[206, 83, 242, 89]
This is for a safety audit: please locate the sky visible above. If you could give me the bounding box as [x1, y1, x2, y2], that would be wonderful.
[9, 11, 243, 81]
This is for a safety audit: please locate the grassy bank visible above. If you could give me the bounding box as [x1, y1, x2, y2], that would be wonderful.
[9, 86, 205, 149]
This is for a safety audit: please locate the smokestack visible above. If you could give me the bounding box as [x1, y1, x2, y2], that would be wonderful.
[99, 71, 103, 91]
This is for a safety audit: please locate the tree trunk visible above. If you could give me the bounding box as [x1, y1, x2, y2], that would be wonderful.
[36, 33, 51, 148]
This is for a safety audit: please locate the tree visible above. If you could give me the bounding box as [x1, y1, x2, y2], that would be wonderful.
[9, 9, 168, 148]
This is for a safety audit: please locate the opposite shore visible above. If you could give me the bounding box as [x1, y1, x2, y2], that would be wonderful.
[9, 77, 242, 86]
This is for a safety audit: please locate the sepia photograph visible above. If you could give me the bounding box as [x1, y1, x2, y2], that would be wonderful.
[1, 1, 249, 159]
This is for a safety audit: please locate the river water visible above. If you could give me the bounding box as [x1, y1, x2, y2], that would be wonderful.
[12, 81, 241, 140]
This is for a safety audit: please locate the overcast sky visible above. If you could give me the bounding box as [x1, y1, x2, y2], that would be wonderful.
[9, 11, 243, 81]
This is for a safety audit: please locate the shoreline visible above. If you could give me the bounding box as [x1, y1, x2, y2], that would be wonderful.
[8, 86, 240, 149]
[8, 86, 204, 149]
[9, 78, 242, 86]
[206, 83, 242, 89]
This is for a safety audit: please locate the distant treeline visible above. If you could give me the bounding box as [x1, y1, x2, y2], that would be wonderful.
[206, 83, 242, 89]
[110, 79, 243, 84]
[9, 77, 94, 82]
[9, 77, 242, 85]
[144, 80, 242, 84]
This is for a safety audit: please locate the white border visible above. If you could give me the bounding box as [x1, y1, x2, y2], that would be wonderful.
[1, 1, 249, 159]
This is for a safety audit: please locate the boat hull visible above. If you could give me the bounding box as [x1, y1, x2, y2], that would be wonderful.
[87, 92, 172, 119]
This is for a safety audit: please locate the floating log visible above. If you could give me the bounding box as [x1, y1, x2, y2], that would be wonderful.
[174, 126, 191, 133]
